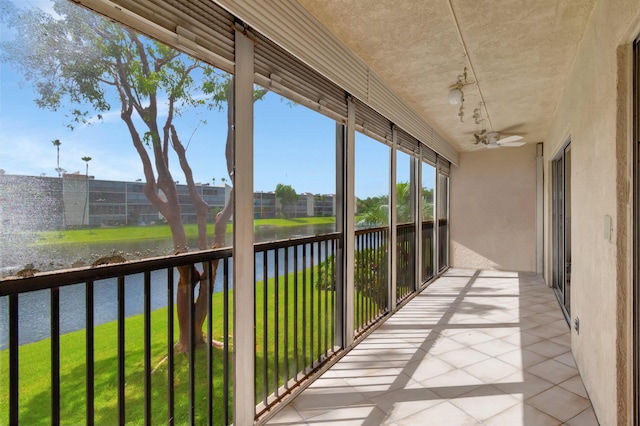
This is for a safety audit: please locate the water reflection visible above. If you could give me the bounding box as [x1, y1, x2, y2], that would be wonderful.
[0, 222, 336, 349]
[0, 272, 174, 349]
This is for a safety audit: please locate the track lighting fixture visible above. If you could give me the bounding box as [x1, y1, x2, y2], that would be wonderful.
[448, 67, 473, 122]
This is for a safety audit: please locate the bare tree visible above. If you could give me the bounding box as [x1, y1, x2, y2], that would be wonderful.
[1, 0, 266, 353]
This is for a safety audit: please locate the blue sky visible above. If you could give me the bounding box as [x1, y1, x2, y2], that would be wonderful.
[0, 0, 430, 199]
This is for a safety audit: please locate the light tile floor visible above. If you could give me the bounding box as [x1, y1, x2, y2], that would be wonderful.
[266, 268, 599, 425]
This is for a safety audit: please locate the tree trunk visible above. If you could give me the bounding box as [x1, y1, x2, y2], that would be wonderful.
[169, 123, 221, 350]
[120, 109, 198, 353]
[173, 79, 236, 352]
[194, 79, 236, 347]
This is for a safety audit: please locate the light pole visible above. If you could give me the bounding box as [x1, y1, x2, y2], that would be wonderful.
[82, 156, 92, 226]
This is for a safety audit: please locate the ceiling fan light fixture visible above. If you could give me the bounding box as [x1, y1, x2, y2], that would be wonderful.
[448, 87, 463, 105]
[486, 132, 500, 144]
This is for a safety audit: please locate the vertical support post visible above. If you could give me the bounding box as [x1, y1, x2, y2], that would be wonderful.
[536, 143, 544, 275]
[389, 127, 398, 311]
[341, 97, 356, 347]
[440, 176, 451, 268]
[634, 37, 640, 426]
[433, 157, 440, 275]
[445, 175, 450, 269]
[233, 26, 255, 425]
[335, 123, 345, 347]
[412, 155, 422, 291]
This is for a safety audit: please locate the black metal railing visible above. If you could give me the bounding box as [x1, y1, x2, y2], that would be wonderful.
[1, 224, 443, 423]
[396, 223, 416, 303]
[354, 226, 389, 336]
[254, 233, 340, 418]
[422, 220, 435, 283]
[0, 249, 232, 425]
[438, 218, 448, 272]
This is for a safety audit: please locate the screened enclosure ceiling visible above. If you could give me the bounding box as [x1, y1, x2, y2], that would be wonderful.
[85, 0, 597, 156]
[296, 0, 596, 152]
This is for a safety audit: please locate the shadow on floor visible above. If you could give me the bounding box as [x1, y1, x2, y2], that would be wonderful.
[266, 268, 598, 425]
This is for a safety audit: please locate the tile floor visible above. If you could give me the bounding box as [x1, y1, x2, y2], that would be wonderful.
[266, 268, 599, 425]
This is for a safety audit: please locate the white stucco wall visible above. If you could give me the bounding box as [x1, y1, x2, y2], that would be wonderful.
[543, 1, 640, 424]
[450, 143, 537, 272]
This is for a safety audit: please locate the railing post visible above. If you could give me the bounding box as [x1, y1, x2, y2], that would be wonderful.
[233, 25, 255, 425]
[117, 276, 125, 424]
[9, 294, 18, 426]
[85, 281, 95, 425]
[51, 287, 60, 425]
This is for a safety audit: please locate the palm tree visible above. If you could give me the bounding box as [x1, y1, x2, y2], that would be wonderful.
[82, 156, 92, 175]
[396, 181, 412, 224]
[51, 140, 66, 227]
[422, 187, 434, 221]
[82, 156, 92, 225]
[357, 204, 388, 228]
[52, 139, 62, 177]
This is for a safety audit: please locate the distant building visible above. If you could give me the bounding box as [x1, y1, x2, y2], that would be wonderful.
[314, 194, 336, 217]
[0, 173, 335, 230]
[0, 173, 231, 229]
[288, 193, 314, 217]
[0, 174, 63, 231]
[254, 192, 277, 219]
[62, 172, 90, 226]
[85, 178, 230, 226]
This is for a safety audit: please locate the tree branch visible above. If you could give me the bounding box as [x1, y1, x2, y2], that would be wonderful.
[155, 50, 181, 70]
[163, 96, 174, 166]
[170, 124, 210, 249]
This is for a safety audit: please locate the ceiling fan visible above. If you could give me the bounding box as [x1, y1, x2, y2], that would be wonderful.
[473, 130, 525, 149]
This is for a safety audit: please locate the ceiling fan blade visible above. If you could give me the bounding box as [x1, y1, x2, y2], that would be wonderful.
[500, 141, 526, 147]
[497, 135, 523, 145]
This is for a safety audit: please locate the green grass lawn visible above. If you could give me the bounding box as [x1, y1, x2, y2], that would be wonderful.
[0, 263, 367, 425]
[0, 291, 233, 425]
[35, 217, 336, 246]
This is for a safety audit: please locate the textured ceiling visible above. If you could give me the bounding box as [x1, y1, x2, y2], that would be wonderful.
[297, 0, 596, 152]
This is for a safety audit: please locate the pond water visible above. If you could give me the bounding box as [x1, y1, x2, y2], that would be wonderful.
[0, 223, 336, 349]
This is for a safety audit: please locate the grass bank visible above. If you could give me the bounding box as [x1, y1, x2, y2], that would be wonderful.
[35, 217, 336, 246]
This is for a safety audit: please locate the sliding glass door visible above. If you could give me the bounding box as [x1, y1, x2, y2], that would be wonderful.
[436, 172, 449, 273]
[552, 141, 571, 319]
